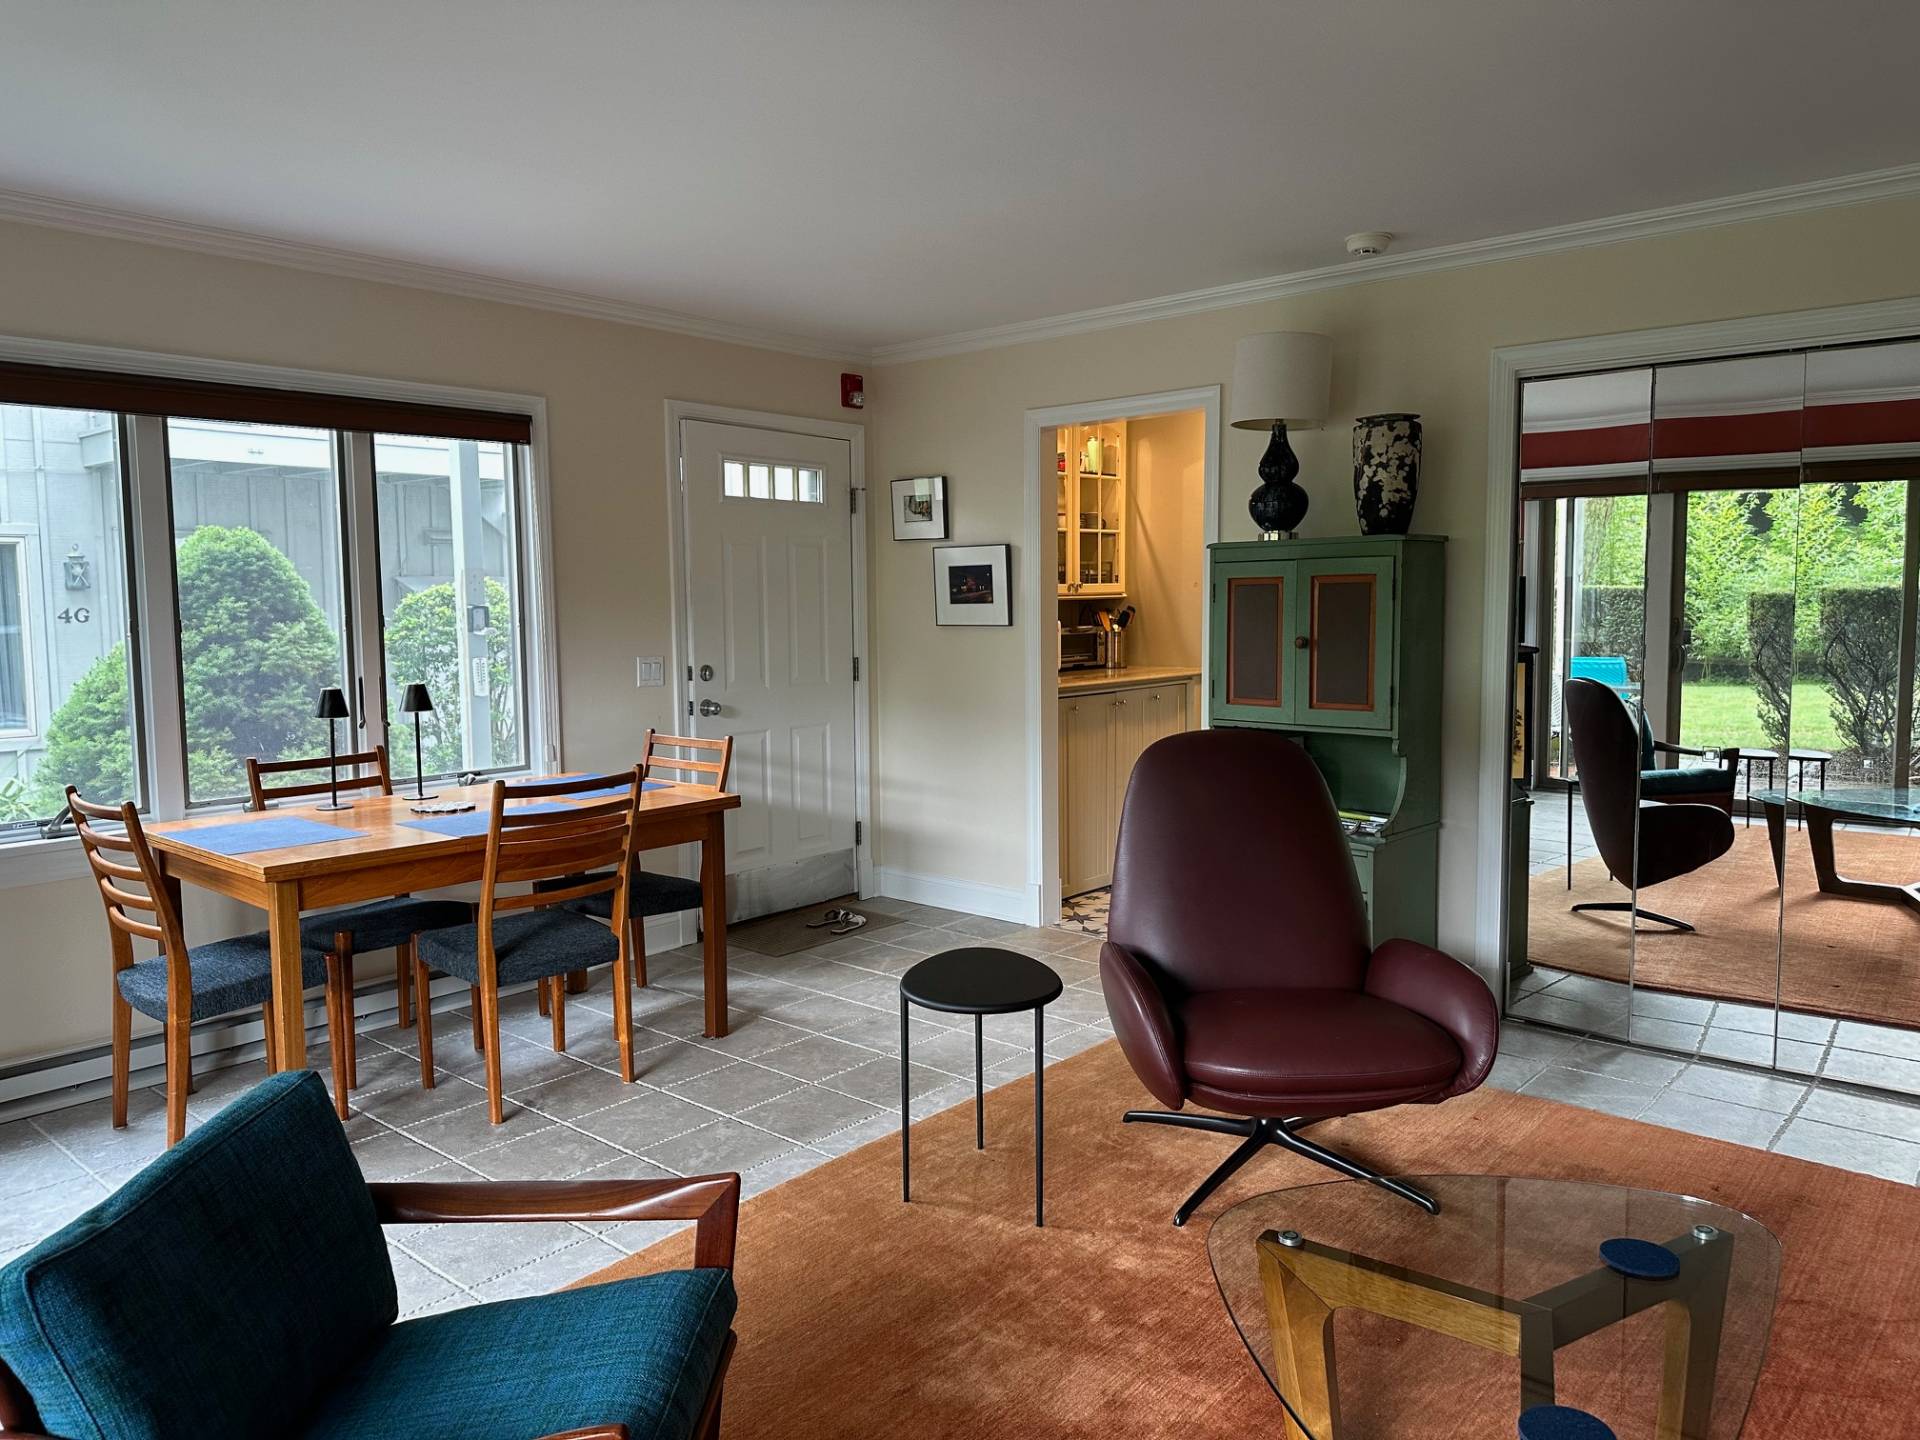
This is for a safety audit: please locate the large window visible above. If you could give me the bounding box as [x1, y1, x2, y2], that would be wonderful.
[0, 405, 138, 836]
[374, 434, 528, 783]
[0, 361, 544, 844]
[167, 419, 351, 804]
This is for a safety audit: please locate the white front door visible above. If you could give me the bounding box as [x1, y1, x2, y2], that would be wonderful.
[679, 419, 858, 920]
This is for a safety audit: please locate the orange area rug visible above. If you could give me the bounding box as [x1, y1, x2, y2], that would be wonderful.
[1529, 821, 1920, 1028]
[587, 1040, 1919, 1437]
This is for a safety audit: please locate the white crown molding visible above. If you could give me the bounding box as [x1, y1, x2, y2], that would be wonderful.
[873, 162, 1920, 365]
[0, 186, 867, 364]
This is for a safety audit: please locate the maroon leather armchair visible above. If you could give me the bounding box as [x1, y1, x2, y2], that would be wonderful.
[1098, 728, 1499, 1226]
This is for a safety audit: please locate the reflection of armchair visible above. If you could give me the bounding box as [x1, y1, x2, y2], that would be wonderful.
[1637, 712, 1738, 813]
[1566, 678, 1733, 932]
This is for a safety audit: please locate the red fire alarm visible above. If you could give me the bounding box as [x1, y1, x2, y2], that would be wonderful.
[841, 373, 865, 409]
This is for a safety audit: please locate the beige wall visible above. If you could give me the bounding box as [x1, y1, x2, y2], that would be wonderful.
[0, 217, 854, 1063]
[865, 195, 1920, 952]
[1122, 410, 1206, 670]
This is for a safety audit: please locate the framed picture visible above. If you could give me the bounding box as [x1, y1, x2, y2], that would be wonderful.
[891, 475, 948, 540]
[933, 544, 1011, 626]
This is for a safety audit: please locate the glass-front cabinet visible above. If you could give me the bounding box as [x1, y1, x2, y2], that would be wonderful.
[1056, 420, 1127, 596]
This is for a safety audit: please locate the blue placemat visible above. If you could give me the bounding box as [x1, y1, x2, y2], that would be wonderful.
[169, 816, 367, 855]
[399, 802, 573, 837]
[567, 780, 673, 798]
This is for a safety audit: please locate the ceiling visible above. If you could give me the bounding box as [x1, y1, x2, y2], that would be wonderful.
[3, 1, 1918, 357]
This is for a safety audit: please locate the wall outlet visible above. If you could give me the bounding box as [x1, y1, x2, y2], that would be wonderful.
[635, 656, 665, 687]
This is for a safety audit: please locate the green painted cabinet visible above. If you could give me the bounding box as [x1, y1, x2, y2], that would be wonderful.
[1207, 535, 1445, 945]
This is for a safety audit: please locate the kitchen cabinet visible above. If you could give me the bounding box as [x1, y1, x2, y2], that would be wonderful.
[1206, 535, 1445, 944]
[1056, 420, 1128, 597]
[1059, 678, 1189, 897]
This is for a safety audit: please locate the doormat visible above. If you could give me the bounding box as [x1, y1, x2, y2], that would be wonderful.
[729, 896, 906, 956]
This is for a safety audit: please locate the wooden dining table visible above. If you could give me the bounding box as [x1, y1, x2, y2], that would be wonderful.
[144, 778, 741, 1071]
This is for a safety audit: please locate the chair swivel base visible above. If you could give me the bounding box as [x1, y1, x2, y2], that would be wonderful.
[1569, 900, 1696, 933]
[1122, 1110, 1439, 1227]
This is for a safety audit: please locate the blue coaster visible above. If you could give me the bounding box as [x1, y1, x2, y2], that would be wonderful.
[1599, 1236, 1680, 1280]
[1518, 1405, 1617, 1440]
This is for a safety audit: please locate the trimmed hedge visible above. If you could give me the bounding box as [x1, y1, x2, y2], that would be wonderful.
[1746, 592, 1795, 753]
[1573, 586, 1645, 681]
[1820, 586, 1902, 775]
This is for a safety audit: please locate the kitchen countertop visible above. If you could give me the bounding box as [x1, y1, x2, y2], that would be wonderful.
[1057, 664, 1200, 694]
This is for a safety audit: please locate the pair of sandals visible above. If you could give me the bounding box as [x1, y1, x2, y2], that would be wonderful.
[805, 907, 868, 936]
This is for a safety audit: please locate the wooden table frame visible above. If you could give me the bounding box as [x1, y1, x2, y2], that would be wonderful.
[145, 781, 740, 1070]
[1257, 1222, 1732, 1440]
[1759, 794, 1920, 913]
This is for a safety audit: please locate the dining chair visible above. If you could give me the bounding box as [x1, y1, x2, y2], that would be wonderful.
[537, 731, 734, 1002]
[413, 770, 644, 1123]
[69, 788, 349, 1143]
[246, 744, 470, 1087]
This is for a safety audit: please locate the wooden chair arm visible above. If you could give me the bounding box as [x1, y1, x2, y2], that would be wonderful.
[369, 1174, 740, 1270]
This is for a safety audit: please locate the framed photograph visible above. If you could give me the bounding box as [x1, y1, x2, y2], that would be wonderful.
[933, 544, 1011, 626]
[891, 475, 948, 540]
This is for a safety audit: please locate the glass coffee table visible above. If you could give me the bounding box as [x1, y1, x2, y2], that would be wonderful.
[1753, 786, 1920, 911]
[1209, 1176, 1779, 1439]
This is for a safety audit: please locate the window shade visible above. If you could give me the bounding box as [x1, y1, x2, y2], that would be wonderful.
[0, 362, 532, 444]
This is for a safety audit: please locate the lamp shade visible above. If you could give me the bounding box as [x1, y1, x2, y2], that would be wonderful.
[314, 686, 350, 720]
[399, 683, 434, 715]
[1229, 331, 1332, 430]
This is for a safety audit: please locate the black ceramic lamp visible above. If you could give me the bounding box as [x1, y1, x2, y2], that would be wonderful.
[314, 686, 353, 811]
[1229, 331, 1333, 538]
[399, 683, 436, 801]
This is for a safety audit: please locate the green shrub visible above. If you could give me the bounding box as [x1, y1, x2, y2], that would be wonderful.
[1819, 586, 1902, 775]
[28, 641, 136, 813]
[383, 578, 517, 777]
[1746, 592, 1795, 753]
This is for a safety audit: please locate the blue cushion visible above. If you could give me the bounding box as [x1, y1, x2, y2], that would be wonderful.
[303, 1269, 736, 1440]
[416, 908, 621, 987]
[300, 897, 474, 955]
[1640, 765, 1732, 798]
[114, 932, 330, 1023]
[0, 1073, 396, 1440]
[546, 869, 705, 922]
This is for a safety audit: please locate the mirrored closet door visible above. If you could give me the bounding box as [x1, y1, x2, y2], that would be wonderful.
[1508, 337, 1920, 1099]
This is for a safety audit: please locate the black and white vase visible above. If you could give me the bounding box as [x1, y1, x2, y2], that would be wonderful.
[1352, 413, 1422, 535]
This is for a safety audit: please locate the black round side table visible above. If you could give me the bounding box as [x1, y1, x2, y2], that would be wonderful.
[899, 947, 1063, 1227]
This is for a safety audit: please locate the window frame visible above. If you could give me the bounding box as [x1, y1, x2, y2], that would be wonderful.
[0, 531, 38, 739]
[0, 336, 559, 887]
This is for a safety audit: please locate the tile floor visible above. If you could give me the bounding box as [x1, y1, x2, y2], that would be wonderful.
[0, 899, 1109, 1316]
[5, 894, 1918, 1320]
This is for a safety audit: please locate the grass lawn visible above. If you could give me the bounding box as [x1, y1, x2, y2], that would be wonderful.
[1677, 680, 1843, 754]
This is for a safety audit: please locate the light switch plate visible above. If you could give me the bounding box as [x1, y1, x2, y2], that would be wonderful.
[635, 656, 665, 687]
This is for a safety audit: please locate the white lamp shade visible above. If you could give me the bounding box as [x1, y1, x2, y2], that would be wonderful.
[1229, 331, 1332, 430]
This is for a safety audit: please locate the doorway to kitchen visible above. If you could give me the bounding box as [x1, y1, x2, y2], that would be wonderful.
[1021, 387, 1221, 932]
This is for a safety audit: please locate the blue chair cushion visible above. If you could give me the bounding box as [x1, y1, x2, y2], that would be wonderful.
[543, 869, 706, 922]
[0, 1072, 395, 1440]
[300, 897, 474, 954]
[416, 908, 621, 987]
[1641, 764, 1733, 799]
[302, 1268, 736, 1440]
[114, 932, 329, 1024]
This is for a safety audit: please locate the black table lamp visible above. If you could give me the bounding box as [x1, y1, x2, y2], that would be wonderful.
[399, 683, 436, 800]
[314, 686, 353, 810]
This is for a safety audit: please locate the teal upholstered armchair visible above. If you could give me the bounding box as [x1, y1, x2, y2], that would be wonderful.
[0, 1073, 739, 1440]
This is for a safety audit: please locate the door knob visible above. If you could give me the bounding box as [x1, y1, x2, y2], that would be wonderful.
[698, 699, 723, 717]
[698, 663, 715, 682]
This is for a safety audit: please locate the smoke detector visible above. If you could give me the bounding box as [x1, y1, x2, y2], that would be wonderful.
[1345, 231, 1394, 257]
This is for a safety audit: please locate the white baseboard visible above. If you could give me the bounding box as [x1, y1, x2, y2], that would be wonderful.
[873, 867, 1041, 925]
[0, 914, 688, 1121]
